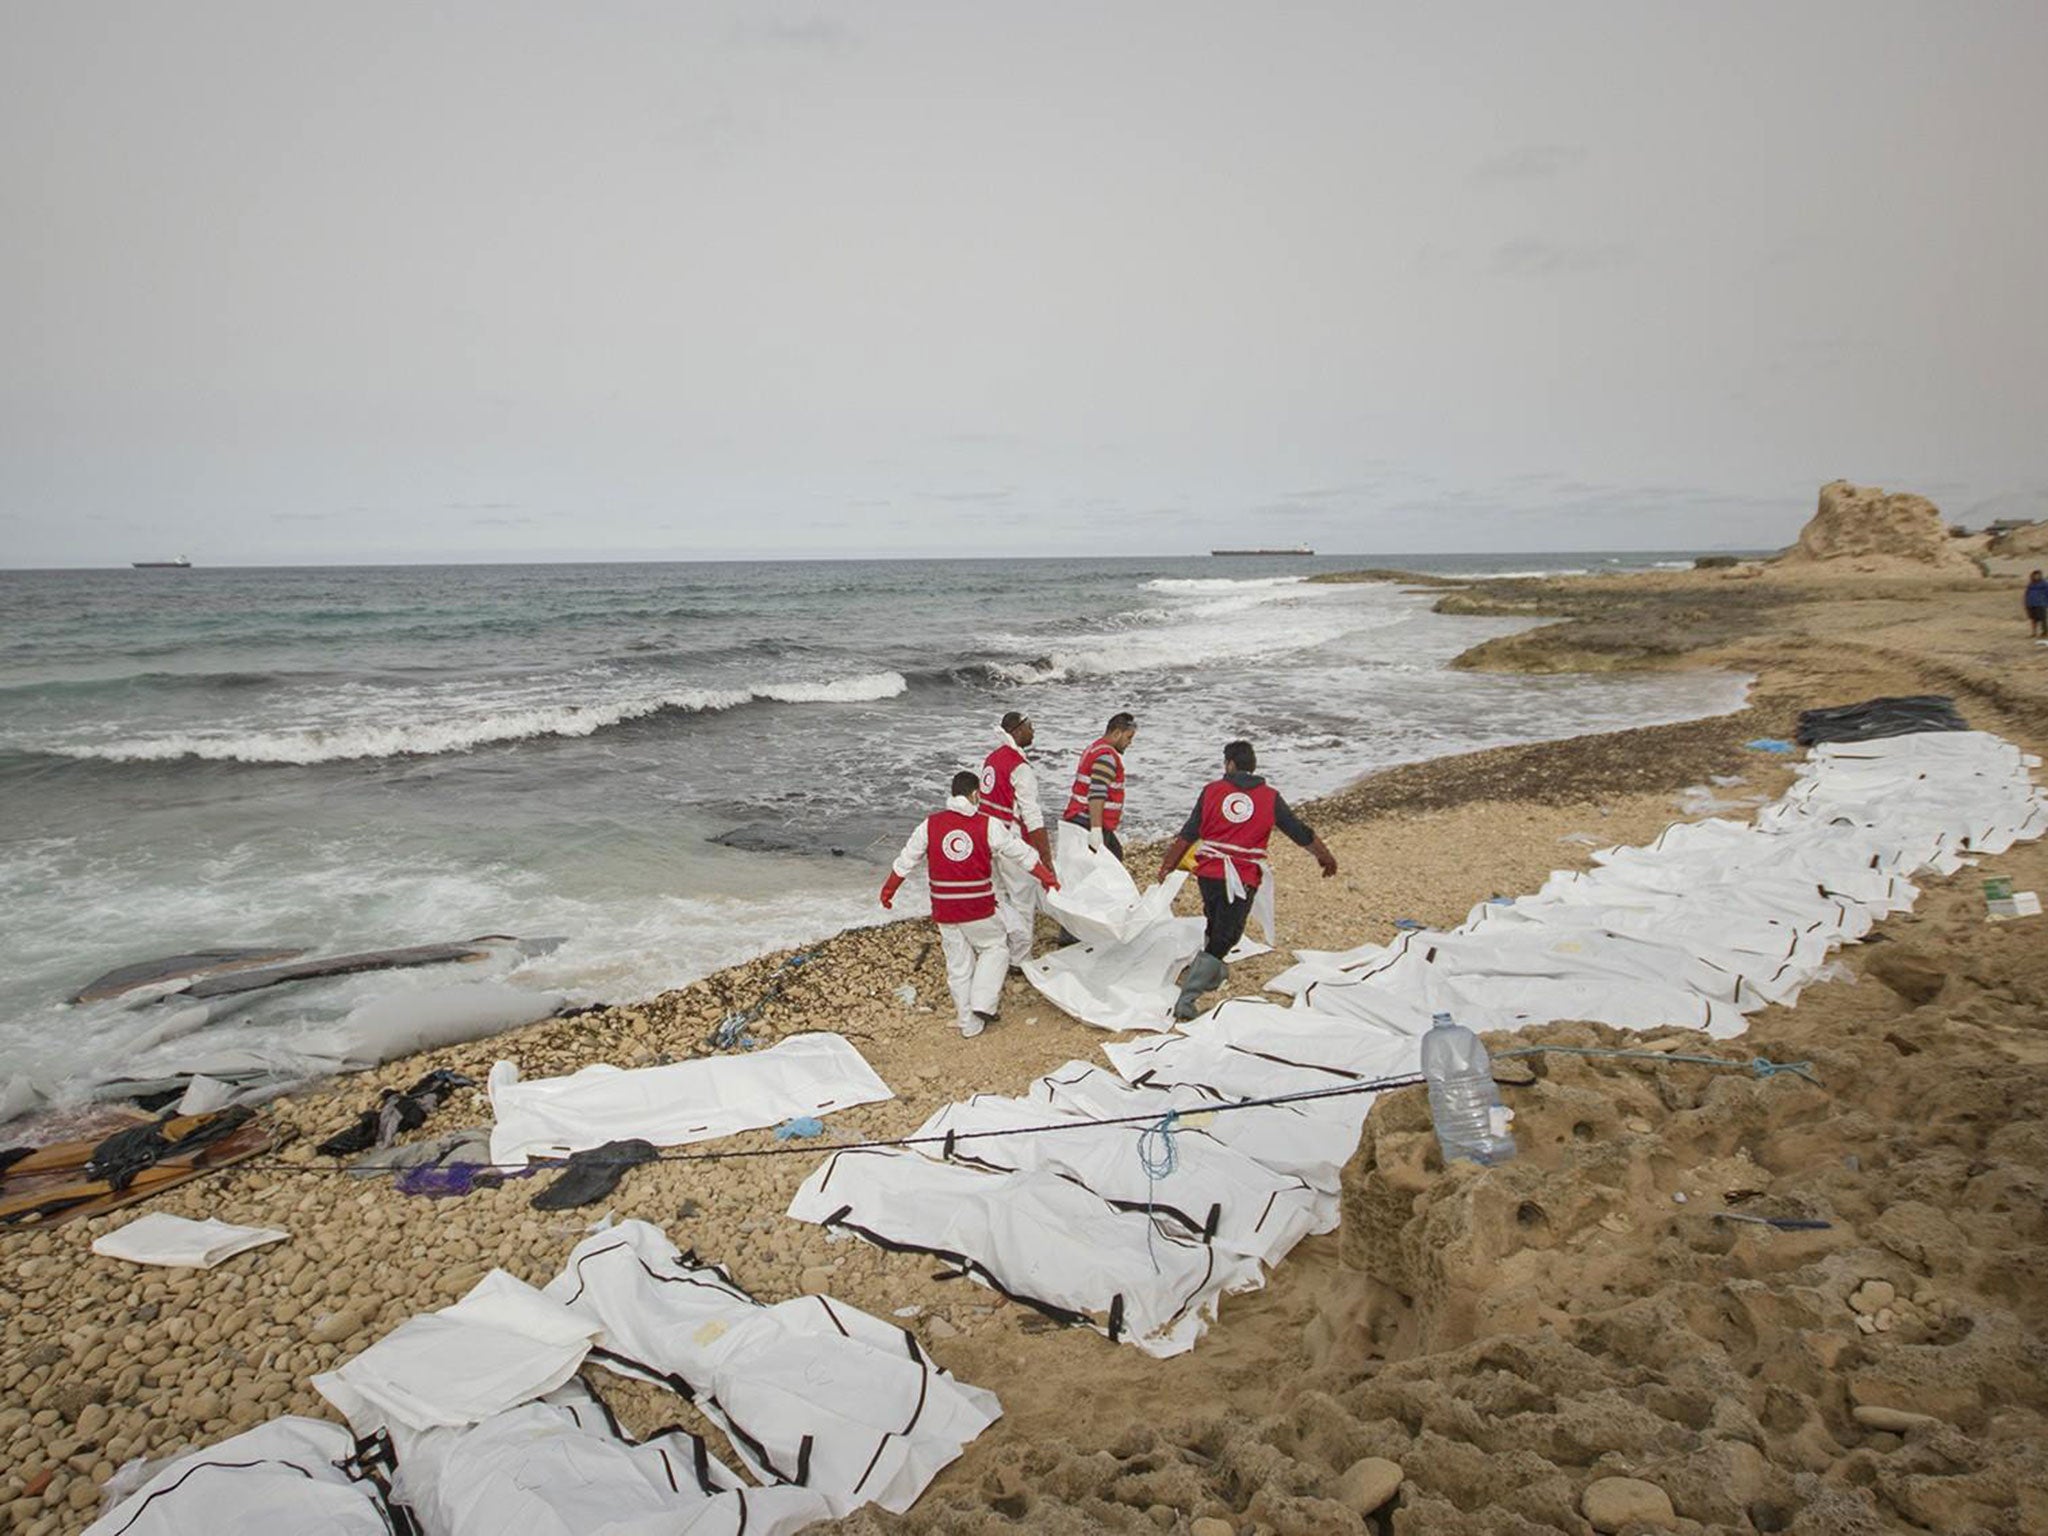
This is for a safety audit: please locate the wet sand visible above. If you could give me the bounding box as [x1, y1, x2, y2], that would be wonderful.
[5, 558, 2047, 1534]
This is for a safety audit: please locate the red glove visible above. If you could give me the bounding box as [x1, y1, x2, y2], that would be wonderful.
[879, 872, 904, 909]
[1032, 862, 1060, 893]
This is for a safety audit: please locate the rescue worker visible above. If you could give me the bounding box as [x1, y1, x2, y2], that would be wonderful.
[1061, 711, 1138, 859]
[1154, 739, 1337, 1020]
[980, 711, 1051, 966]
[881, 770, 1058, 1037]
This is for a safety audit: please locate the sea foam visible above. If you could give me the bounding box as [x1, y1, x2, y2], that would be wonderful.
[39, 671, 910, 765]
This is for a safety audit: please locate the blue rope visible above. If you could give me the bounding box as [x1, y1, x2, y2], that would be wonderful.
[1136, 1109, 1180, 1273]
[707, 949, 818, 1050]
[1138, 1109, 1180, 1180]
[1497, 1043, 1820, 1085]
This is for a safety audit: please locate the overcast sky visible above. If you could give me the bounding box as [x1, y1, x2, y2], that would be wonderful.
[4, 2, 2044, 566]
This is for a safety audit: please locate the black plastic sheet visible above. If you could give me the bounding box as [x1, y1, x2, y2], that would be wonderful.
[1794, 695, 1970, 746]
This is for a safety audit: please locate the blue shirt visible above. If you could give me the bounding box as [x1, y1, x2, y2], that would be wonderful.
[2027, 579, 2048, 609]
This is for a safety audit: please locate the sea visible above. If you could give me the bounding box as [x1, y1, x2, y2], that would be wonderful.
[0, 552, 1752, 1108]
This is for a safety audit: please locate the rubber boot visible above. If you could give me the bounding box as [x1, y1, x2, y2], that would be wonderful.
[1173, 952, 1227, 1022]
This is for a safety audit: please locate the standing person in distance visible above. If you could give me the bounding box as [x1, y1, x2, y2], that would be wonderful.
[1061, 712, 1138, 860]
[881, 770, 1058, 1038]
[981, 711, 1052, 968]
[1155, 739, 1337, 1020]
[2025, 569, 2048, 639]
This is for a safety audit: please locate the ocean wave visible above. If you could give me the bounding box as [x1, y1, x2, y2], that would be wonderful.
[31, 671, 909, 765]
[982, 607, 1401, 683]
[1143, 576, 1307, 593]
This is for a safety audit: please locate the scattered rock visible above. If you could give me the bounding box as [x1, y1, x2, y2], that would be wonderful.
[1191, 1520, 1235, 1536]
[1582, 1476, 1676, 1532]
[308, 1308, 364, 1346]
[1852, 1405, 1941, 1433]
[1334, 1456, 1403, 1514]
[925, 1316, 961, 1341]
[1849, 1280, 1896, 1316]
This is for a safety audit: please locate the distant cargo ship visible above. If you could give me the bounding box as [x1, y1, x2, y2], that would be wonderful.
[132, 556, 193, 569]
[1211, 546, 1312, 556]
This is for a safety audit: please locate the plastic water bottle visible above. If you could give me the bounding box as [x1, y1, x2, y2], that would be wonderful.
[1421, 1012, 1515, 1166]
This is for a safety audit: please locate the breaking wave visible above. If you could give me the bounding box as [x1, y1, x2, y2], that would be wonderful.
[33, 672, 909, 765]
[1142, 576, 1307, 593]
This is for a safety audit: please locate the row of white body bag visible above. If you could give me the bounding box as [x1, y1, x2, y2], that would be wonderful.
[788, 732, 2048, 1357]
[83, 733, 2048, 1527]
[86, 1219, 1000, 1536]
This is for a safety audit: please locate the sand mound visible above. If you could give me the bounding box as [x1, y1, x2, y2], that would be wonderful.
[1989, 521, 2048, 558]
[1779, 481, 1981, 576]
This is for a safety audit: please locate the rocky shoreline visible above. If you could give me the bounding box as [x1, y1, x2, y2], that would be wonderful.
[6, 549, 2048, 1535]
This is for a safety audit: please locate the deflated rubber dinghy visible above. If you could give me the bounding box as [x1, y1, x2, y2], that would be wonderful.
[68, 947, 306, 1004]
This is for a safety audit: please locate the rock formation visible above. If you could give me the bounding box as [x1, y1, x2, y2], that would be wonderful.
[1780, 480, 1981, 575]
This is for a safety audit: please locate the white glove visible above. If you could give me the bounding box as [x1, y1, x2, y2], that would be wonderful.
[1087, 826, 1105, 853]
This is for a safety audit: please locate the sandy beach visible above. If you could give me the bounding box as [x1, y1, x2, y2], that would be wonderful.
[6, 545, 2048, 1534]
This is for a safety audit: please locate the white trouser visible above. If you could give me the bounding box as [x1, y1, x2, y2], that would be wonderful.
[939, 916, 1008, 1030]
[992, 858, 1039, 965]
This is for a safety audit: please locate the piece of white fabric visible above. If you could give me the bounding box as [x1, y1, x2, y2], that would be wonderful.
[799, 726, 2047, 1377]
[789, 1148, 1263, 1357]
[1023, 911, 1204, 1032]
[1041, 823, 1183, 949]
[1271, 733, 2045, 1042]
[912, 1092, 1328, 1267]
[1029, 1059, 1355, 1202]
[487, 1031, 893, 1163]
[1250, 875, 1277, 947]
[90, 1213, 288, 1270]
[992, 855, 1040, 965]
[82, 1416, 392, 1536]
[939, 916, 1008, 1029]
[543, 1220, 1002, 1514]
[391, 1390, 834, 1536]
[174, 1074, 242, 1115]
[313, 1270, 600, 1434]
[1107, 1009, 1413, 1101]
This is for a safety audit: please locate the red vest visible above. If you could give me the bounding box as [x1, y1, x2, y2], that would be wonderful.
[925, 809, 996, 923]
[980, 742, 1025, 824]
[1194, 779, 1277, 888]
[1062, 739, 1126, 831]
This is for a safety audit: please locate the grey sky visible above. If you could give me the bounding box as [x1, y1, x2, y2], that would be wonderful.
[3, 2, 2043, 565]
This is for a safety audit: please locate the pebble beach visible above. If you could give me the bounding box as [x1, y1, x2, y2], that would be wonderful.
[7, 545, 2048, 1535]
